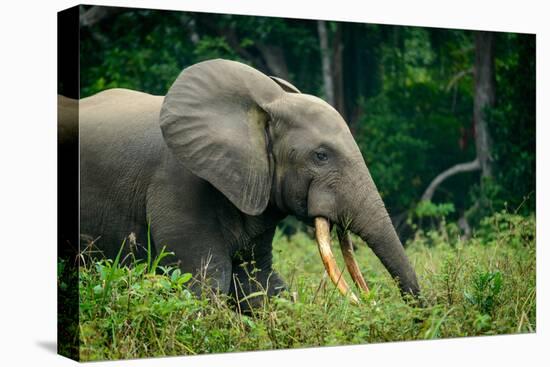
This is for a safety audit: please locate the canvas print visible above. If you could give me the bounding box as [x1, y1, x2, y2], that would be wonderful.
[57, 4, 536, 361]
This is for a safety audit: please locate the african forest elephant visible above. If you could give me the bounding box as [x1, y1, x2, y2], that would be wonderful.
[74, 59, 420, 308]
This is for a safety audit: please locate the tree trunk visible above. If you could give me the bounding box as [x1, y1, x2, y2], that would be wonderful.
[421, 31, 496, 202]
[317, 20, 335, 106]
[474, 31, 496, 179]
[332, 24, 346, 120]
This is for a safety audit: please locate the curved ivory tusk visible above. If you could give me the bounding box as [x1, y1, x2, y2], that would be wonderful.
[338, 231, 370, 294]
[314, 217, 359, 305]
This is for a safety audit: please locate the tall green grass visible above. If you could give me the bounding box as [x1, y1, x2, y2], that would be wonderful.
[74, 210, 535, 361]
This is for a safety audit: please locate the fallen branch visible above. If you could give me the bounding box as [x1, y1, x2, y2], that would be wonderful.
[421, 158, 481, 201]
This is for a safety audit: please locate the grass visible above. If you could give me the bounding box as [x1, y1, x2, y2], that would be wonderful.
[71, 210, 535, 361]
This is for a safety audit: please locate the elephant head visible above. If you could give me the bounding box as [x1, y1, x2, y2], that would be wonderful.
[159, 59, 420, 302]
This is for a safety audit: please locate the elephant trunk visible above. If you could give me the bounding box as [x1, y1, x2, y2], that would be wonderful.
[312, 165, 420, 302]
[348, 177, 420, 297]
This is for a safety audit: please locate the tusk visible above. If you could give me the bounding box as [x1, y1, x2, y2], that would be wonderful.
[314, 217, 359, 304]
[338, 231, 370, 294]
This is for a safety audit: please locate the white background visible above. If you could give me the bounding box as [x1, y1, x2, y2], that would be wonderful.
[0, 0, 547, 365]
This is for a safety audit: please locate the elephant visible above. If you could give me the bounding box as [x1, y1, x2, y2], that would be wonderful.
[71, 59, 420, 308]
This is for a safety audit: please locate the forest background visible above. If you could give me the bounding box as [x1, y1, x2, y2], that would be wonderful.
[77, 5, 535, 236]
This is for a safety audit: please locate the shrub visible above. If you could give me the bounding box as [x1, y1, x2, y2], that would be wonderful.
[73, 210, 535, 361]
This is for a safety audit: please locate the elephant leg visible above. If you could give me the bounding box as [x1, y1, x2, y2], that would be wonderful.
[183, 244, 233, 298]
[156, 231, 232, 297]
[166, 238, 232, 297]
[153, 227, 232, 297]
[146, 193, 233, 297]
[230, 265, 286, 311]
[229, 229, 286, 311]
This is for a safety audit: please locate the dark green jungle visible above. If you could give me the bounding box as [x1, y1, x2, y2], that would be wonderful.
[60, 6, 536, 360]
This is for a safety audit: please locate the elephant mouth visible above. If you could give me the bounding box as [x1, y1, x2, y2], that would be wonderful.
[314, 217, 370, 304]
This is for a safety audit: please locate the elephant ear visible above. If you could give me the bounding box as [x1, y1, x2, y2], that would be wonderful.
[160, 59, 285, 215]
[269, 76, 301, 93]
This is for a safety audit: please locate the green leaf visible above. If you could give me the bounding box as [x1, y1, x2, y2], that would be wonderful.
[171, 269, 181, 283]
[178, 273, 192, 285]
[159, 278, 171, 291]
[93, 284, 103, 295]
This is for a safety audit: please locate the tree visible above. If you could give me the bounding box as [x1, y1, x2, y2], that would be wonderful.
[317, 20, 335, 107]
[332, 23, 345, 119]
[421, 31, 495, 202]
[317, 21, 346, 120]
[79, 8, 534, 226]
[473, 31, 496, 179]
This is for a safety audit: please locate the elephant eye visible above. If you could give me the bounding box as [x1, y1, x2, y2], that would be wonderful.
[315, 151, 328, 162]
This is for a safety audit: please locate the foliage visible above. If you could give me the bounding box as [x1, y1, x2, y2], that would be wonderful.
[475, 209, 536, 249]
[486, 33, 536, 214]
[76, 210, 535, 361]
[79, 7, 535, 228]
[354, 28, 477, 216]
[414, 201, 455, 219]
[464, 270, 502, 316]
[57, 257, 79, 359]
[407, 200, 456, 235]
[72, 12, 536, 360]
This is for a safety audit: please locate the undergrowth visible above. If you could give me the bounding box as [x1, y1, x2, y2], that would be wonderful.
[71, 210, 535, 361]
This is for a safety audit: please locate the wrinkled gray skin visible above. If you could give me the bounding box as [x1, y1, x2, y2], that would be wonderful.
[75, 59, 419, 308]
